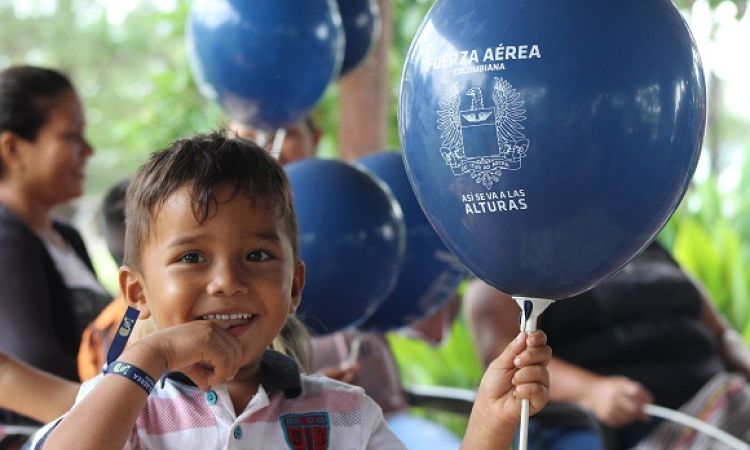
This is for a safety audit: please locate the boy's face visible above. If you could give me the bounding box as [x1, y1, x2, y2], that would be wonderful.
[122, 184, 304, 368]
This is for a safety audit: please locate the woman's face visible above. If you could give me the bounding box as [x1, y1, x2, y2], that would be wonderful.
[20, 89, 93, 206]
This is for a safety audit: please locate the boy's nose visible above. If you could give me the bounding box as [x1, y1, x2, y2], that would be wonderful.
[207, 261, 249, 296]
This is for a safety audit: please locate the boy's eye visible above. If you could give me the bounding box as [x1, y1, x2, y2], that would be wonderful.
[247, 250, 270, 262]
[179, 253, 205, 264]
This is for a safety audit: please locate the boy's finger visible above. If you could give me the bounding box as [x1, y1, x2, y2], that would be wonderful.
[514, 344, 552, 367]
[183, 365, 214, 391]
[512, 364, 550, 387]
[208, 325, 244, 377]
[512, 381, 548, 400]
[490, 331, 527, 370]
[202, 337, 242, 382]
[526, 330, 547, 347]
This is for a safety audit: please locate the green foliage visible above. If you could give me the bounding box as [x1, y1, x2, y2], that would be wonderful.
[387, 0, 434, 148]
[674, 0, 747, 18]
[0, 0, 223, 197]
[662, 173, 750, 340]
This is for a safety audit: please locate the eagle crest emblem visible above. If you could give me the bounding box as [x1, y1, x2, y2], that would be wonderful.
[437, 77, 529, 189]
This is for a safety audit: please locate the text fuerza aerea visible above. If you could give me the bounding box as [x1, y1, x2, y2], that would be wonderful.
[425, 44, 541, 74]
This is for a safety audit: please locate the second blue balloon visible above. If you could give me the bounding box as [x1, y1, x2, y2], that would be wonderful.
[356, 151, 468, 333]
[286, 158, 405, 335]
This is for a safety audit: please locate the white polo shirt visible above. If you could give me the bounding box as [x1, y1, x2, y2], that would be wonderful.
[31, 350, 407, 450]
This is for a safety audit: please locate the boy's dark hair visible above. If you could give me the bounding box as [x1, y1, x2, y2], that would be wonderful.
[123, 132, 299, 271]
[100, 177, 130, 267]
[0, 65, 75, 175]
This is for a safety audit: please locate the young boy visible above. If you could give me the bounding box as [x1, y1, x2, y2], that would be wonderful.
[34, 133, 550, 450]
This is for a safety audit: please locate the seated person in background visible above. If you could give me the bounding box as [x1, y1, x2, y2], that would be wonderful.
[226, 117, 321, 165]
[0, 65, 111, 447]
[463, 240, 750, 450]
[1, 177, 146, 446]
[31, 133, 551, 450]
[397, 292, 463, 346]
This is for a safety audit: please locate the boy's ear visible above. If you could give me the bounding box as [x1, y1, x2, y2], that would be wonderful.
[119, 265, 151, 319]
[289, 261, 305, 314]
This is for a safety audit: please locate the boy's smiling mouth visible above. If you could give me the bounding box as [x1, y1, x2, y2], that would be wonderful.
[198, 313, 254, 321]
[197, 313, 255, 336]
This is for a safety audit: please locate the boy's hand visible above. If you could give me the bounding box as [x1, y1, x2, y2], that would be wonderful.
[130, 321, 244, 391]
[476, 331, 551, 429]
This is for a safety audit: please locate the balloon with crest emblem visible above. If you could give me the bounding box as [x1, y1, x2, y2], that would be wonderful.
[398, 0, 705, 300]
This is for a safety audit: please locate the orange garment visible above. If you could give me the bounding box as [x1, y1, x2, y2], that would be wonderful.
[77, 298, 127, 381]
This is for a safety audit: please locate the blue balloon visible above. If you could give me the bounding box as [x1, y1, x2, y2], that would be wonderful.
[286, 158, 405, 334]
[356, 151, 468, 332]
[335, 0, 382, 77]
[187, 0, 344, 130]
[399, 0, 705, 299]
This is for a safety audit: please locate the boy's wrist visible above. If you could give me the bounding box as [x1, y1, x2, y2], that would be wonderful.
[105, 361, 156, 395]
[464, 397, 517, 450]
[114, 337, 169, 383]
[475, 392, 520, 430]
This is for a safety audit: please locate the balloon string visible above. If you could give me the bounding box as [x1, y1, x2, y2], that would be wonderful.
[643, 403, 750, 450]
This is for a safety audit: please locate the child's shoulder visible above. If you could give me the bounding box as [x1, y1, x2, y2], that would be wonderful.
[291, 373, 382, 419]
[300, 372, 367, 395]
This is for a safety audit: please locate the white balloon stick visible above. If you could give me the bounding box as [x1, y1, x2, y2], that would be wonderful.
[255, 129, 270, 148]
[513, 297, 554, 450]
[269, 128, 287, 161]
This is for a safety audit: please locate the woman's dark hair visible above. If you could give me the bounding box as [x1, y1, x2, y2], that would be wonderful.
[0, 65, 75, 141]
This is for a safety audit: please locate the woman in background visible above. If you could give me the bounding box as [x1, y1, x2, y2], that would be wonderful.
[0, 65, 111, 445]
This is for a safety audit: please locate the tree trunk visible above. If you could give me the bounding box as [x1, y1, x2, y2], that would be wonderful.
[337, 0, 392, 161]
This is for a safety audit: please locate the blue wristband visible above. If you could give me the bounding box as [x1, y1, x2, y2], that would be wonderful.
[105, 361, 156, 395]
[105, 306, 140, 369]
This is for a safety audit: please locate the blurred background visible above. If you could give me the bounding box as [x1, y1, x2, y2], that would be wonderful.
[1, 0, 748, 438]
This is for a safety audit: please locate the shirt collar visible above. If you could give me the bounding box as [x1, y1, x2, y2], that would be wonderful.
[163, 349, 302, 399]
